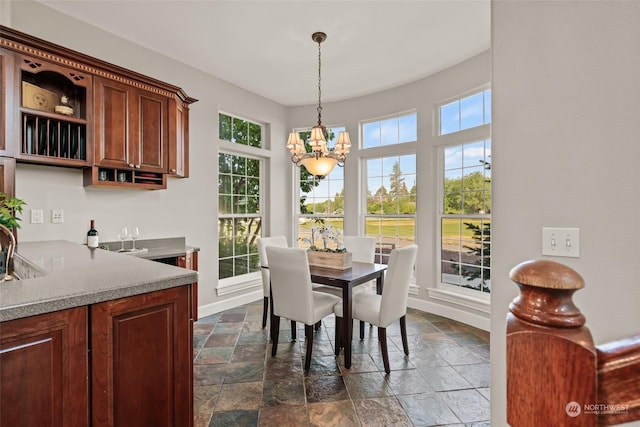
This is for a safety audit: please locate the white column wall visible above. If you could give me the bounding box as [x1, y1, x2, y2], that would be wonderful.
[492, 1, 640, 425]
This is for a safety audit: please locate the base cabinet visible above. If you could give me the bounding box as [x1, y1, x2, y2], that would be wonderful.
[91, 286, 192, 427]
[0, 307, 88, 427]
[0, 285, 194, 427]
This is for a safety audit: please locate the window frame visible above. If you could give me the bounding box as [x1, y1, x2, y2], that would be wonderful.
[432, 86, 491, 308]
[217, 112, 268, 292]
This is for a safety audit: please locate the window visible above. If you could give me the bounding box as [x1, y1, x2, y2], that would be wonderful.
[365, 154, 416, 263]
[440, 89, 491, 135]
[363, 112, 417, 149]
[218, 113, 264, 281]
[360, 112, 417, 264]
[297, 127, 345, 249]
[219, 112, 262, 148]
[438, 89, 491, 294]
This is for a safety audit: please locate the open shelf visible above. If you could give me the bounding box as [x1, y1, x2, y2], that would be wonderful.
[83, 167, 167, 190]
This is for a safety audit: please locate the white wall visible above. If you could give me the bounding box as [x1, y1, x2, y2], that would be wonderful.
[492, 1, 640, 426]
[5, 0, 292, 314]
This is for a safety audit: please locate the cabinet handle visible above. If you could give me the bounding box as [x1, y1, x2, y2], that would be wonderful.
[170, 168, 177, 173]
[135, 164, 141, 169]
[128, 163, 134, 168]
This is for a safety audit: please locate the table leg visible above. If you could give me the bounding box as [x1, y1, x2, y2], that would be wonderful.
[342, 283, 353, 368]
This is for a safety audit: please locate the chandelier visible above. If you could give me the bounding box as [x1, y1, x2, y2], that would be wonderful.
[286, 32, 351, 177]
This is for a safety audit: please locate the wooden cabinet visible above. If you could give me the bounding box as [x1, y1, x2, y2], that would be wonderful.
[0, 284, 195, 427]
[168, 92, 196, 178]
[93, 76, 168, 173]
[0, 307, 88, 427]
[13, 53, 91, 166]
[1, 25, 197, 189]
[91, 286, 193, 427]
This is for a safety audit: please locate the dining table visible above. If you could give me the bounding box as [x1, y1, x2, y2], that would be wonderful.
[309, 261, 388, 369]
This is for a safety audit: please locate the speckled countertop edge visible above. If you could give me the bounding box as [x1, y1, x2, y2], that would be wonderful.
[1, 240, 198, 322]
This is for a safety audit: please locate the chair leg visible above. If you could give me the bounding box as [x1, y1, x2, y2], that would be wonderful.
[262, 297, 269, 329]
[271, 315, 281, 356]
[304, 324, 314, 371]
[291, 320, 297, 341]
[360, 320, 365, 340]
[399, 315, 409, 355]
[379, 327, 390, 374]
[335, 317, 342, 356]
[315, 321, 321, 331]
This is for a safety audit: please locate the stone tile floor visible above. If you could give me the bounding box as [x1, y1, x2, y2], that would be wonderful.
[194, 300, 490, 426]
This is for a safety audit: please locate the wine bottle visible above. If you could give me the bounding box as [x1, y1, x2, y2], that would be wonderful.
[87, 219, 99, 249]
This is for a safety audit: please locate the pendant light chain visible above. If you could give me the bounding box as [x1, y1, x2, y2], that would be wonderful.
[317, 37, 323, 127]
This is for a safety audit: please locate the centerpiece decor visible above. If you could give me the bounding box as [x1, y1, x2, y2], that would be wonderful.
[303, 220, 352, 270]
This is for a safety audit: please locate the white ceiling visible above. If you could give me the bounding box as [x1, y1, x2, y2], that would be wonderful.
[35, 0, 490, 106]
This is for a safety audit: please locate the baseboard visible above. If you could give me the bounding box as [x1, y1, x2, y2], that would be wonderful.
[197, 290, 490, 332]
[198, 290, 263, 319]
[408, 297, 490, 331]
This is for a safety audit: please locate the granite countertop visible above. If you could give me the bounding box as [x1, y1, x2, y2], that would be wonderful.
[0, 240, 199, 322]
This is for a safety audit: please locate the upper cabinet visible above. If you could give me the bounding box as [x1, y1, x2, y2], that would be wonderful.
[0, 26, 197, 189]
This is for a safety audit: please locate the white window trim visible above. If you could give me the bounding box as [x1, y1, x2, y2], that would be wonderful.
[433, 128, 491, 308]
[217, 142, 267, 292]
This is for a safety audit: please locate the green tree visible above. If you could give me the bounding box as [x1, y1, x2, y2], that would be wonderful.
[461, 221, 491, 292]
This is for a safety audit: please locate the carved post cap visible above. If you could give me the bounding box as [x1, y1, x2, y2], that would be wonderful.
[509, 260, 586, 328]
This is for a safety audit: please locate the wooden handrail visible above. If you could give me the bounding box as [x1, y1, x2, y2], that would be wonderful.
[507, 260, 640, 427]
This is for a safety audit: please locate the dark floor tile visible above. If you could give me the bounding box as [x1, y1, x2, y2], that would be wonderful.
[436, 346, 484, 366]
[194, 323, 215, 335]
[440, 389, 490, 423]
[304, 355, 341, 377]
[370, 349, 415, 372]
[467, 344, 490, 362]
[343, 372, 394, 399]
[353, 397, 412, 426]
[261, 378, 306, 407]
[215, 381, 263, 411]
[205, 333, 239, 348]
[337, 353, 379, 374]
[212, 321, 243, 334]
[195, 347, 234, 365]
[397, 392, 460, 426]
[258, 404, 308, 427]
[193, 334, 208, 350]
[305, 375, 350, 403]
[219, 313, 247, 323]
[407, 348, 449, 368]
[447, 332, 489, 346]
[264, 357, 303, 380]
[194, 364, 227, 386]
[231, 344, 267, 363]
[208, 410, 259, 427]
[385, 369, 434, 395]
[194, 385, 221, 417]
[224, 361, 265, 384]
[418, 366, 473, 392]
[432, 320, 473, 333]
[308, 400, 359, 427]
[453, 363, 490, 388]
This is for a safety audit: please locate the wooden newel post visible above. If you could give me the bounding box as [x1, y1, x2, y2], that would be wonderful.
[507, 260, 597, 427]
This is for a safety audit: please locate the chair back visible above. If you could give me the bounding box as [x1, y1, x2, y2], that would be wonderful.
[379, 244, 419, 327]
[265, 246, 315, 325]
[342, 236, 376, 263]
[257, 236, 288, 294]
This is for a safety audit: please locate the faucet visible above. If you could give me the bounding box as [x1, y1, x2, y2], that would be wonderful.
[0, 224, 16, 281]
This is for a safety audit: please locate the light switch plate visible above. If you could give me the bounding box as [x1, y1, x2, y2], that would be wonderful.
[542, 227, 580, 257]
[31, 209, 44, 224]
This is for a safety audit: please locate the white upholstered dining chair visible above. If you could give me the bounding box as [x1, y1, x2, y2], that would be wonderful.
[266, 246, 342, 371]
[257, 236, 297, 338]
[334, 244, 418, 374]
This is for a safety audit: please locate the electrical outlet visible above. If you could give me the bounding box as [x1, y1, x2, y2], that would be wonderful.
[542, 227, 580, 257]
[51, 209, 64, 224]
[31, 209, 44, 224]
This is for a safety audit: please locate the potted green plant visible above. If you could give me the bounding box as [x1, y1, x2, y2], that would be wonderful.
[0, 192, 26, 277]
